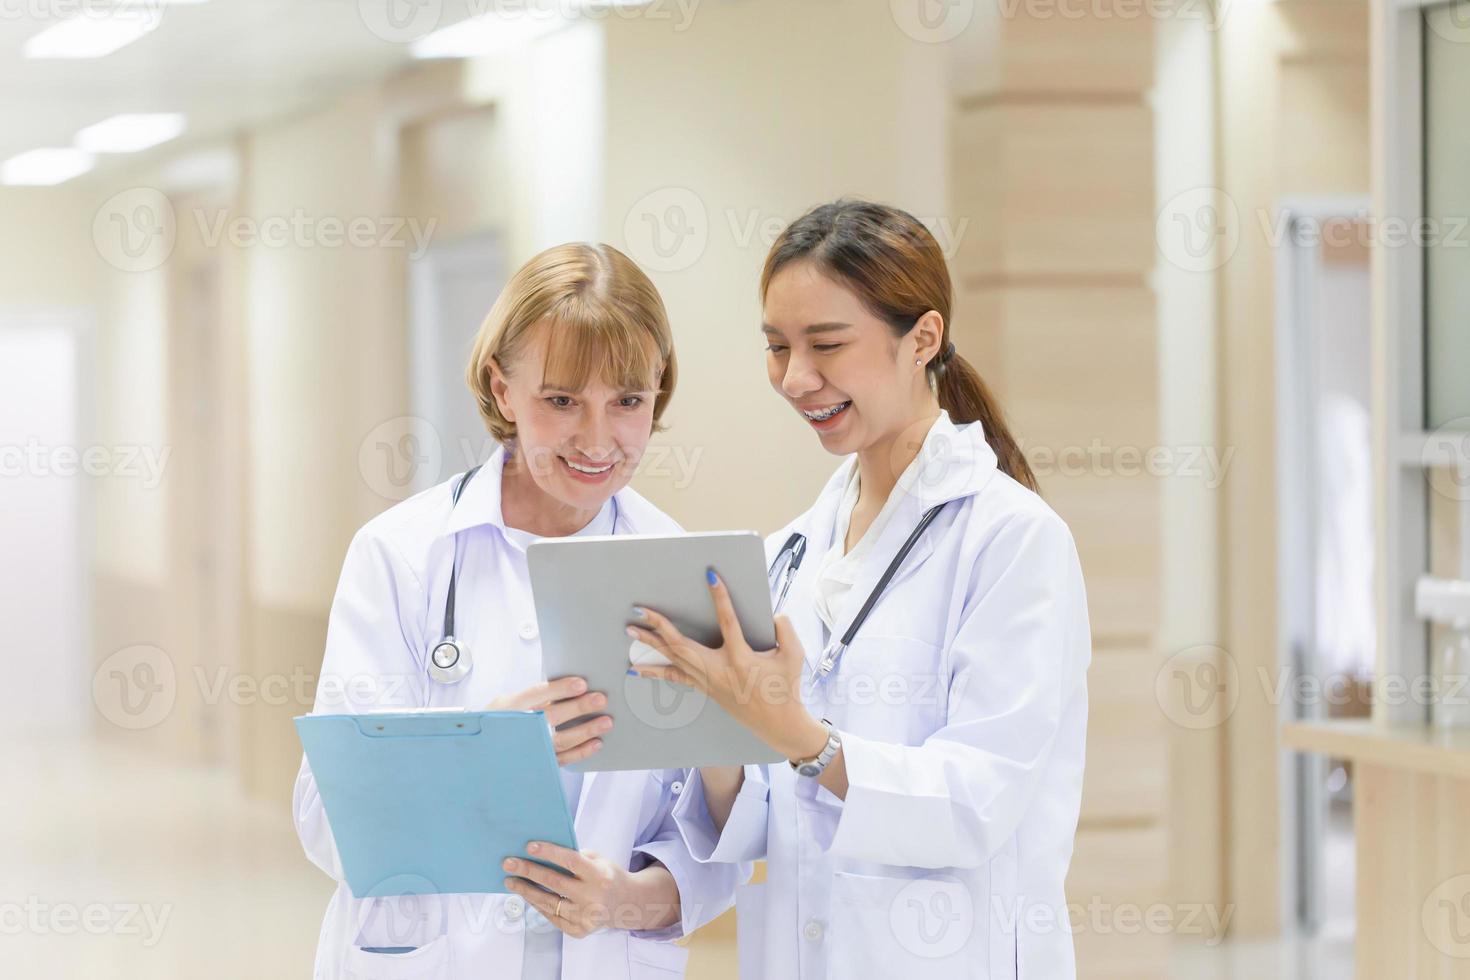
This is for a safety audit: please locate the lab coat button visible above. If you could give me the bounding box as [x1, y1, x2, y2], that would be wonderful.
[670, 780, 684, 794]
[519, 620, 538, 640]
[803, 919, 823, 942]
[505, 896, 524, 920]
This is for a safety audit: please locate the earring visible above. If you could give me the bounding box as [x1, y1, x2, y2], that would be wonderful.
[915, 358, 922, 366]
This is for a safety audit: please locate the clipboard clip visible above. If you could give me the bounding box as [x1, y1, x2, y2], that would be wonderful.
[354, 713, 485, 737]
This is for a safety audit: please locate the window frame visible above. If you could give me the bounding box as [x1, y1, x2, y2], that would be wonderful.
[1377, 0, 1470, 725]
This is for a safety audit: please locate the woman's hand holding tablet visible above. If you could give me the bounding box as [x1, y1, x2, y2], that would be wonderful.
[628, 572, 831, 765]
[526, 531, 786, 772]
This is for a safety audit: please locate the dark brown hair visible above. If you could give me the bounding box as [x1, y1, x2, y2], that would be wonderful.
[759, 199, 1037, 493]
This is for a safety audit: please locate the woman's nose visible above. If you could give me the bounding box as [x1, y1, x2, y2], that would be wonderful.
[781, 355, 821, 398]
[577, 410, 615, 458]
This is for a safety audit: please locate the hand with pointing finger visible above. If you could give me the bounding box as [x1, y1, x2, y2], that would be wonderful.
[487, 676, 612, 766]
[627, 570, 830, 764]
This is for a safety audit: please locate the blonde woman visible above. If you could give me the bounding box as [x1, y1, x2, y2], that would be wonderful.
[293, 243, 741, 979]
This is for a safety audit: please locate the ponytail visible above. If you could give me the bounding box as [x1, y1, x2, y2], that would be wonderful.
[762, 198, 1038, 494]
[933, 350, 1037, 493]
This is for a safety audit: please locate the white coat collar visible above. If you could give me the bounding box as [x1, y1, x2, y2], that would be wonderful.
[783, 410, 999, 673]
[442, 443, 673, 539]
[813, 409, 999, 516]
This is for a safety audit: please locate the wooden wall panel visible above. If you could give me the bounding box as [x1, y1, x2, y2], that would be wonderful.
[1081, 649, 1168, 823]
[964, 286, 1160, 641]
[1066, 825, 1172, 980]
[951, 104, 1155, 281]
[1355, 763, 1470, 979]
[949, 11, 1165, 978]
[952, 0, 1155, 100]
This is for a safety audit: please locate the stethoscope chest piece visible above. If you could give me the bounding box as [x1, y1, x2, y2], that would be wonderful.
[428, 638, 471, 684]
[816, 640, 846, 678]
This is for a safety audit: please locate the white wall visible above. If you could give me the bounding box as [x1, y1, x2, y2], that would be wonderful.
[242, 89, 409, 612]
[0, 322, 87, 731]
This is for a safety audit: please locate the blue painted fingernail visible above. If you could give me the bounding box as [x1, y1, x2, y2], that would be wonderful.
[631, 606, 646, 618]
[626, 668, 638, 676]
[706, 568, 718, 586]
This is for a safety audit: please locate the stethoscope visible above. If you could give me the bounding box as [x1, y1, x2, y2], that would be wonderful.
[427, 462, 622, 685]
[767, 500, 950, 678]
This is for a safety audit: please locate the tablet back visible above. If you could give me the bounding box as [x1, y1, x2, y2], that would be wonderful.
[527, 531, 786, 772]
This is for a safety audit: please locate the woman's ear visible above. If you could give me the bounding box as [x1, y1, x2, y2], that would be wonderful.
[487, 356, 516, 424]
[911, 311, 945, 366]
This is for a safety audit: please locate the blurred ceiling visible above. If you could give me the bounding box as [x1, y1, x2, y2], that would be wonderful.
[0, 0, 489, 179]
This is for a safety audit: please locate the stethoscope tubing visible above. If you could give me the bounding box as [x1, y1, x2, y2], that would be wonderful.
[430, 463, 620, 687]
[768, 501, 950, 677]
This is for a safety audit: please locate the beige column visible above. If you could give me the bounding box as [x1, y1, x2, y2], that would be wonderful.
[950, 6, 1166, 977]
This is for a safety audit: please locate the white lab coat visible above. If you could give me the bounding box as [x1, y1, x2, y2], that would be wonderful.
[293, 446, 744, 980]
[671, 412, 1091, 979]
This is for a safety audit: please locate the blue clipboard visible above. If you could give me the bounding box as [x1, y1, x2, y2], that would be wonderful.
[295, 710, 578, 898]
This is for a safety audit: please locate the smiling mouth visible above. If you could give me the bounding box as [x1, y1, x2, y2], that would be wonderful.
[801, 402, 851, 422]
[563, 457, 614, 475]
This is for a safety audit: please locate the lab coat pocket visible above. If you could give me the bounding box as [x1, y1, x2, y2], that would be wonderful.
[340, 935, 451, 980]
[735, 880, 766, 980]
[827, 871, 985, 979]
[626, 935, 690, 977]
[343, 894, 451, 980]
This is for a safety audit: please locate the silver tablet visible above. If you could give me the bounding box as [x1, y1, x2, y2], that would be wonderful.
[527, 531, 786, 772]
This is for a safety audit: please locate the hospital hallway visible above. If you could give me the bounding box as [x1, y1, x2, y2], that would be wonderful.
[2, 736, 1349, 980]
[8, 0, 1470, 975]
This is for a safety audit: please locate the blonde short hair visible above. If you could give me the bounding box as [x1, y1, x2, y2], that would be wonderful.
[465, 243, 677, 444]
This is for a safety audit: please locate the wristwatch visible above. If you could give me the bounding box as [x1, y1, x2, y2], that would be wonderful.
[789, 718, 841, 778]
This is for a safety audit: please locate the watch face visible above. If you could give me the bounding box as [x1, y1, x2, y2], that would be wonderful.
[797, 762, 821, 778]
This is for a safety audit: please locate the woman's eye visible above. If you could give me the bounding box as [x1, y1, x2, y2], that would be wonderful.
[766, 344, 789, 355]
[547, 396, 573, 409]
[813, 344, 842, 353]
[619, 395, 644, 409]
